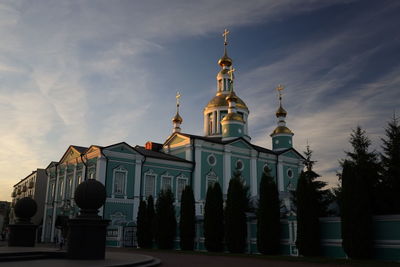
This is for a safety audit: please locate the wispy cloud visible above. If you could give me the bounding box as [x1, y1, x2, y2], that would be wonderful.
[0, 0, 396, 200]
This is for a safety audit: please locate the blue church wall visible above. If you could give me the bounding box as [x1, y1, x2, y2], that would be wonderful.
[142, 162, 192, 201]
[283, 165, 298, 191]
[103, 201, 134, 225]
[231, 156, 250, 185]
[257, 160, 277, 186]
[200, 151, 223, 199]
[105, 159, 136, 198]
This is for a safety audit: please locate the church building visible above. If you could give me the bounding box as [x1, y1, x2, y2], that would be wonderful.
[41, 31, 304, 253]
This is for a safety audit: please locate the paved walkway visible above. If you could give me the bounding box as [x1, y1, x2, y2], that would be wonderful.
[109, 248, 348, 267]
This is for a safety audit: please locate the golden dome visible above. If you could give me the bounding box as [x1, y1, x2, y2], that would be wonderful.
[221, 113, 244, 122]
[276, 105, 287, 117]
[172, 112, 183, 123]
[218, 54, 232, 67]
[205, 94, 248, 110]
[271, 126, 293, 136]
[225, 91, 238, 102]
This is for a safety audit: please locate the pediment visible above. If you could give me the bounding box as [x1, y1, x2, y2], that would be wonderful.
[163, 133, 190, 149]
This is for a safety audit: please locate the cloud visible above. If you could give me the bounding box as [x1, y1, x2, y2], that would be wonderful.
[0, 0, 394, 200]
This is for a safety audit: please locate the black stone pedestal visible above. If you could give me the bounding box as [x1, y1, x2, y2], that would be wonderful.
[67, 218, 109, 260]
[8, 224, 37, 247]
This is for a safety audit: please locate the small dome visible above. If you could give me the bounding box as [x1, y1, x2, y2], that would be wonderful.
[205, 94, 248, 111]
[271, 126, 293, 136]
[172, 112, 183, 123]
[276, 105, 287, 117]
[218, 54, 232, 67]
[221, 113, 244, 122]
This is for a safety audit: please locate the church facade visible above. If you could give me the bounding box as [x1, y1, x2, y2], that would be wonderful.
[41, 33, 304, 253]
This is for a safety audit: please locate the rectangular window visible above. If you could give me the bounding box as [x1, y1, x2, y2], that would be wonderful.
[177, 178, 187, 200]
[161, 176, 172, 191]
[50, 183, 55, 201]
[145, 174, 156, 198]
[114, 171, 126, 195]
[59, 179, 64, 198]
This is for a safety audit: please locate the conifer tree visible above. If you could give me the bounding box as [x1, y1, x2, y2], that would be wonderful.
[340, 126, 378, 259]
[179, 186, 196, 250]
[257, 167, 280, 254]
[204, 182, 224, 252]
[225, 171, 247, 253]
[144, 195, 155, 248]
[155, 189, 176, 249]
[381, 114, 400, 214]
[136, 200, 147, 248]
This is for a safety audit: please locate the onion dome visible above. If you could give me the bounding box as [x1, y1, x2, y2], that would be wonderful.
[270, 126, 293, 136]
[172, 112, 183, 124]
[276, 105, 287, 117]
[222, 112, 244, 122]
[218, 52, 232, 67]
[205, 94, 248, 110]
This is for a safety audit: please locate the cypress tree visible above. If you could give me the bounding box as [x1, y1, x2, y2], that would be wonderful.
[204, 182, 224, 252]
[340, 126, 377, 259]
[144, 195, 155, 248]
[155, 189, 176, 249]
[257, 167, 280, 254]
[136, 200, 147, 248]
[179, 186, 196, 250]
[296, 145, 329, 257]
[381, 114, 400, 214]
[225, 171, 247, 253]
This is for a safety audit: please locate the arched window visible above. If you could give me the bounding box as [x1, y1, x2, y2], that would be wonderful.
[176, 174, 188, 201]
[206, 171, 218, 192]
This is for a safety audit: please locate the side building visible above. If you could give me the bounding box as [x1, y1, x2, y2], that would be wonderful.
[10, 169, 48, 241]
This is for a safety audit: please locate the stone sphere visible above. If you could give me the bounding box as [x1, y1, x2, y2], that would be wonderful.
[74, 179, 106, 211]
[14, 197, 37, 219]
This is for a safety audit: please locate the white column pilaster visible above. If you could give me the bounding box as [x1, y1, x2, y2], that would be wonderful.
[133, 158, 142, 221]
[204, 112, 208, 136]
[96, 156, 107, 185]
[71, 165, 77, 205]
[250, 151, 257, 197]
[50, 168, 61, 242]
[41, 170, 51, 242]
[277, 158, 284, 192]
[223, 146, 231, 195]
[193, 141, 202, 201]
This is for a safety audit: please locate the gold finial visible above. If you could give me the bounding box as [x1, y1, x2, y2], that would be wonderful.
[276, 84, 284, 104]
[176, 91, 181, 107]
[222, 29, 230, 45]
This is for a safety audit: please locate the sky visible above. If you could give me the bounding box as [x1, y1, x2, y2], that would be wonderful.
[0, 0, 399, 201]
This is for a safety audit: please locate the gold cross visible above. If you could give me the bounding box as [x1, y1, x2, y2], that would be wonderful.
[228, 67, 235, 80]
[276, 84, 284, 102]
[222, 29, 230, 44]
[176, 92, 181, 106]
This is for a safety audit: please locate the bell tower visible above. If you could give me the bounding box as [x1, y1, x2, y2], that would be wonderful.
[271, 85, 294, 150]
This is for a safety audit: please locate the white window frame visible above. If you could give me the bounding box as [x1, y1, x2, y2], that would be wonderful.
[161, 173, 173, 192]
[207, 154, 217, 166]
[205, 170, 218, 193]
[287, 168, 294, 179]
[176, 174, 188, 202]
[112, 165, 128, 198]
[235, 159, 244, 171]
[144, 170, 157, 199]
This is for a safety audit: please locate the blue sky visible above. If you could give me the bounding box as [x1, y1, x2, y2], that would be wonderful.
[1, 0, 399, 201]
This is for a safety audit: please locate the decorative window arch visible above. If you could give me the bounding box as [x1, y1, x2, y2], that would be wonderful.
[176, 173, 188, 201]
[144, 169, 157, 198]
[161, 172, 173, 192]
[206, 170, 218, 193]
[112, 165, 128, 197]
[110, 211, 127, 226]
